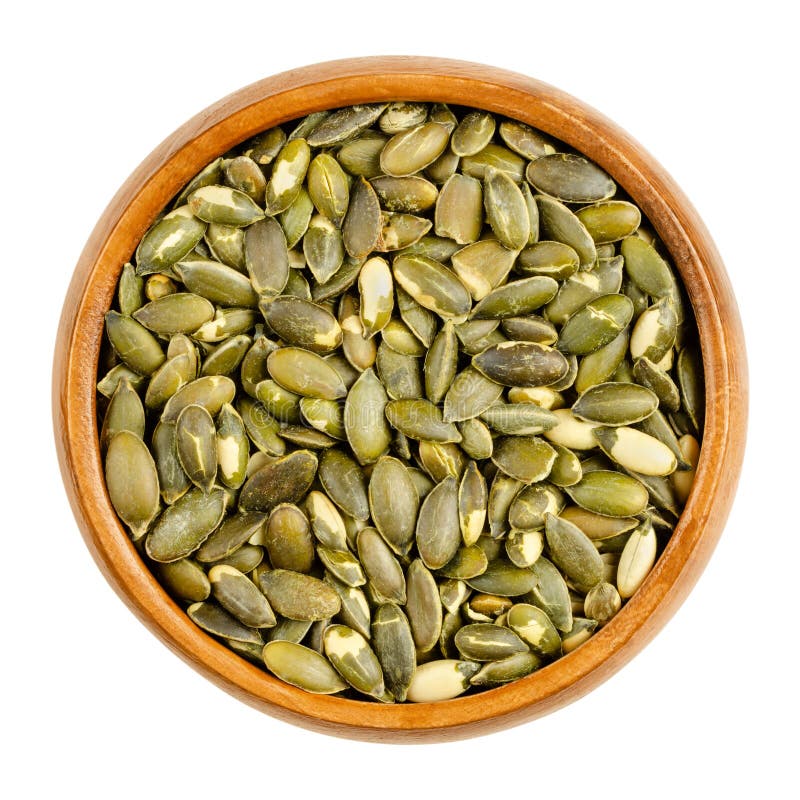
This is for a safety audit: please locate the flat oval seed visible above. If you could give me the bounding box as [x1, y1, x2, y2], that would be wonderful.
[505, 530, 544, 568]
[327, 576, 371, 640]
[472, 341, 569, 388]
[565, 470, 649, 517]
[501, 315, 558, 345]
[238, 396, 286, 456]
[337, 132, 388, 178]
[369, 456, 420, 555]
[238, 450, 318, 513]
[154, 559, 210, 603]
[264, 504, 314, 573]
[146, 487, 226, 562]
[175, 404, 217, 493]
[508, 483, 564, 530]
[209, 565, 276, 628]
[188, 185, 265, 226]
[594, 426, 678, 476]
[459, 461, 487, 546]
[416, 477, 461, 570]
[454, 623, 527, 661]
[535, 194, 596, 269]
[323, 624, 387, 700]
[573, 382, 659, 426]
[344, 368, 392, 464]
[406, 559, 443, 652]
[319, 449, 370, 521]
[471, 277, 558, 320]
[630, 298, 678, 362]
[576, 201, 641, 243]
[358, 257, 394, 337]
[105, 431, 160, 539]
[304, 215, 345, 284]
[466, 561, 537, 597]
[307, 152, 350, 226]
[498, 120, 557, 159]
[620, 236, 676, 298]
[245, 216, 289, 298]
[461, 143, 526, 181]
[434, 174, 483, 244]
[530, 556, 573, 632]
[372, 175, 438, 213]
[343, 177, 382, 259]
[100, 378, 145, 450]
[507, 603, 562, 657]
[259, 570, 341, 621]
[317, 546, 366, 587]
[262, 296, 342, 354]
[458, 418, 494, 460]
[617, 519, 658, 598]
[372, 604, 415, 702]
[267, 347, 346, 400]
[451, 111, 496, 156]
[187, 602, 262, 645]
[451, 238, 517, 300]
[558, 294, 634, 355]
[392, 254, 472, 319]
[266, 618, 313, 645]
[376, 212, 432, 251]
[480, 403, 559, 436]
[492, 436, 557, 484]
[443, 366, 504, 423]
[544, 513, 605, 592]
[105, 311, 165, 376]
[132, 293, 215, 336]
[543, 408, 601, 450]
[262, 641, 347, 694]
[279, 188, 314, 248]
[559, 506, 639, 540]
[527, 154, 615, 203]
[306, 490, 349, 551]
[136, 206, 207, 274]
[358, 528, 406, 603]
[483, 166, 529, 250]
[196, 512, 265, 563]
[200, 335, 252, 378]
[470, 651, 542, 687]
[264, 138, 311, 215]
[584, 581, 622, 625]
[438, 546, 488, 580]
[307, 104, 387, 147]
[380, 122, 451, 176]
[152, 421, 190, 505]
[384, 398, 460, 443]
[224, 155, 267, 202]
[406, 660, 481, 702]
[633, 357, 681, 412]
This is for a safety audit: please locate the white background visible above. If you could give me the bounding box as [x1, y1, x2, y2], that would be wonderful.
[2, 1, 796, 797]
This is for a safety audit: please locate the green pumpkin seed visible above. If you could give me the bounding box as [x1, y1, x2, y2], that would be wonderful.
[558, 294, 634, 355]
[545, 257, 624, 325]
[304, 215, 345, 285]
[465, 560, 536, 596]
[406, 559, 443, 652]
[392, 254, 472, 320]
[535, 194, 596, 269]
[343, 176, 382, 259]
[505, 530, 544, 568]
[470, 277, 559, 320]
[188, 185, 265, 227]
[358, 257, 394, 337]
[677, 345, 705, 435]
[385, 398, 461, 443]
[454, 623, 527, 661]
[155, 559, 210, 603]
[415, 477, 461, 570]
[344, 368, 392, 464]
[488, 474, 523, 538]
[396, 285, 437, 347]
[208, 565, 276, 628]
[527, 153, 615, 203]
[371, 604, 415, 702]
[357, 528, 406, 603]
[259, 569, 341, 621]
[450, 239, 517, 300]
[576, 201, 641, 243]
[327, 575, 371, 640]
[559, 506, 638, 540]
[192, 308, 257, 343]
[630, 298, 678, 363]
[261, 296, 342, 354]
[262, 641, 347, 694]
[105, 311, 165, 376]
[472, 341, 569, 388]
[369, 456, 419, 556]
[418, 441, 467, 483]
[187, 601, 262, 645]
[438, 546, 488, 581]
[262, 504, 314, 573]
[319, 449, 369, 521]
[239, 450, 317, 513]
[574, 330, 630, 394]
[573, 382, 659, 426]
[620, 236, 676, 298]
[100, 378, 145, 451]
[633, 357, 681, 412]
[136, 206, 207, 274]
[255, 379, 301, 423]
[375, 343, 422, 400]
[279, 187, 314, 248]
[492, 436, 557, 483]
[501, 315, 558, 345]
[267, 347, 346, 400]
[379, 102, 428, 133]
[242, 127, 286, 166]
[306, 490, 348, 551]
[544, 513, 604, 592]
[317, 546, 366, 587]
[245, 217, 290, 297]
[146, 487, 226, 562]
[195, 511, 264, 564]
[151, 421, 190, 505]
[97, 364, 147, 398]
[508, 483, 563, 530]
[458, 461, 487, 547]
[175, 404, 217, 493]
[565, 470, 649, 517]
[549, 444, 583, 487]
[380, 122, 450, 177]
[371, 175, 437, 213]
[498, 120, 557, 159]
[376, 212, 432, 251]
[470, 651, 541, 686]
[594, 426, 678, 477]
[584, 581, 621, 625]
[458, 418, 494, 460]
[266, 617, 313, 644]
[307, 152, 350, 226]
[205, 224, 246, 271]
[480, 403, 559, 436]
[443, 366, 504, 423]
[461, 142, 525, 181]
[336, 131, 387, 177]
[264, 138, 311, 215]
[482, 167, 529, 250]
[434, 173, 483, 244]
[118, 263, 144, 316]
[238, 396, 286, 456]
[105, 431, 160, 539]
[200, 335, 252, 377]
[323, 624, 387, 701]
[224, 156, 266, 203]
[517, 240, 579, 280]
[307, 104, 387, 147]
[507, 603, 562, 657]
[530, 556, 573, 632]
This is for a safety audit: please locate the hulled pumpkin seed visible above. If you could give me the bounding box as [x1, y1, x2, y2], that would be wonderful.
[262, 641, 347, 694]
[392, 254, 472, 320]
[369, 456, 419, 555]
[259, 570, 341, 621]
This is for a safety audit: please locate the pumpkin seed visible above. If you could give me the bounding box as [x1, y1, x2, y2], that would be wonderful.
[155, 559, 210, 603]
[358, 528, 406, 603]
[175, 404, 217, 493]
[565, 470, 649, 517]
[573, 382, 659, 425]
[406, 559, 442, 652]
[472, 341, 569, 387]
[239, 450, 317, 513]
[392, 254, 472, 319]
[136, 206, 207, 274]
[434, 173, 483, 244]
[507, 603, 562, 657]
[343, 176, 382, 259]
[386, 398, 461, 443]
[264, 139, 311, 215]
[492, 436, 557, 483]
[369, 456, 419, 555]
[187, 601, 262, 645]
[372, 604, 415, 702]
[259, 570, 341, 621]
[262, 641, 347, 694]
[584, 581, 622, 625]
[345, 368, 391, 464]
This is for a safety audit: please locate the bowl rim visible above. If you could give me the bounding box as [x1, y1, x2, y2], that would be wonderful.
[52, 56, 748, 742]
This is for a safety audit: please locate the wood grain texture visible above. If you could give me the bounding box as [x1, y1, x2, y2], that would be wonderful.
[52, 57, 748, 742]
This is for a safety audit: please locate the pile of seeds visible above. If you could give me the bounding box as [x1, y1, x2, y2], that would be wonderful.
[97, 101, 704, 703]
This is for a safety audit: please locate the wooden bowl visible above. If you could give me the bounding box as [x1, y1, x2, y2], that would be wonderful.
[52, 56, 747, 742]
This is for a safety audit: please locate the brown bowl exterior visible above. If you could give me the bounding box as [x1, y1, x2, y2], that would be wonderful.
[52, 57, 747, 742]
